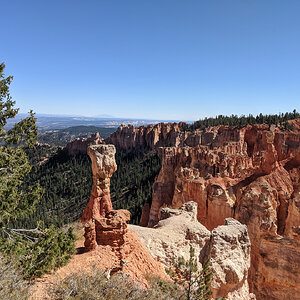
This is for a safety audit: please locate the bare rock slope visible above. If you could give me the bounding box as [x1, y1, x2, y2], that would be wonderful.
[130, 202, 252, 300]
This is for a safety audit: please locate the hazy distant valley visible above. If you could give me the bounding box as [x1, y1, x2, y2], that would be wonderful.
[7, 114, 180, 146]
[7, 113, 176, 129]
[38, 126, 116, 146]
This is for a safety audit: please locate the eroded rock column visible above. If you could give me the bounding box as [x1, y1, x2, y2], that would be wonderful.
[81, 144, 117, 224]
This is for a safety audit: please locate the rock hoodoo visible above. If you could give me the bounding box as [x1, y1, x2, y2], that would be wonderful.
[81, 144, 116, 224]
[80, 144, 169, 284]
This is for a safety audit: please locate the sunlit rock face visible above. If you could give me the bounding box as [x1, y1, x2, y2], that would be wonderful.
[130, 202, 252, 300]
[83, 209, 130, 251]
[105, 122, 192, 150]
[111, 122, 300, 300]
[146, 124, 300, 300]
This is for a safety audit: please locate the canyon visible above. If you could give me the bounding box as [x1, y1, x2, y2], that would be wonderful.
[107, 121, 300, 300]
[80, 143, 254, 299]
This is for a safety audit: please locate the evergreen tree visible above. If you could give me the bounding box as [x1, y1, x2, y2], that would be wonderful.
[0, 63, 75, 279]
[189, 110, 299, 131]
[1, 224, 75, 279]
[167, 246, 225, 300]
[0, 62, 42, 225]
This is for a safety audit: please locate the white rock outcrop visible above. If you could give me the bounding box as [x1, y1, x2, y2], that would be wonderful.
[129, 201, 253, 300]
[209, 218, 251, 299]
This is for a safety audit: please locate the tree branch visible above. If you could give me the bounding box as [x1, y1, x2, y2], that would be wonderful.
[2, 227, 45, 243]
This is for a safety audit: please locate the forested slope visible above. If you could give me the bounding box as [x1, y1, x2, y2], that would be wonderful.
[190, 110, 299, 130]
[111, 150, 161, 224]
[13, 146, 161, 228]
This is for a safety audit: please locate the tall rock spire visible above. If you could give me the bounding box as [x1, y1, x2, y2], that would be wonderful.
[81, 144, 117, 223]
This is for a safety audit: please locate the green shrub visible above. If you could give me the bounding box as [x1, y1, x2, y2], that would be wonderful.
[167, 246, 213, 300]
[1, 225, 76, 279]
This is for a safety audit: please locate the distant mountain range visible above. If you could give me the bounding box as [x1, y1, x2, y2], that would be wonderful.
[6, 113, 182, 131]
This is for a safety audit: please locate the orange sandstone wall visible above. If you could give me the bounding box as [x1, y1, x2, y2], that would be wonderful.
[148, 125, 300, 300]
[108, 122, 300, 300]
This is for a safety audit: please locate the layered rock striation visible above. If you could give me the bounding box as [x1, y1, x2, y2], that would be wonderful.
[146, 124, 300, 300]
[82, 209, 130, 252]
[111, 122, 300, 300]
[105, 122, 192, 150]
[130, 202, 252, 300]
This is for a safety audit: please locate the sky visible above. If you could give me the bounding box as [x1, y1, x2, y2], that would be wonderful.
[2, 0, 300, 121]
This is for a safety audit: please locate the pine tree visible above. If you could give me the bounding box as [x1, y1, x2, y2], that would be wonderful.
[0, 63, 75, 279]
[0, 62, 42, 225]
[167, 246, 212, 300]
[167, 246, 226, 300]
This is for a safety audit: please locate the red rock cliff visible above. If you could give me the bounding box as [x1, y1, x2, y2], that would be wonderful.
[147, 124, 300, 300]
[108, 122, 300, 300]
[105, 122, 196, 149]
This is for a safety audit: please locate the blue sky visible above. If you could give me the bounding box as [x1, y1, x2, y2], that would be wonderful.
[2, 0, 300, 121]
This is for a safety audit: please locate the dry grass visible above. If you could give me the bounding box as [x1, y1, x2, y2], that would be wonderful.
[0, 255, 29, 300]
[49, 268, 184, 300]
[61, 221, 84, 240]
